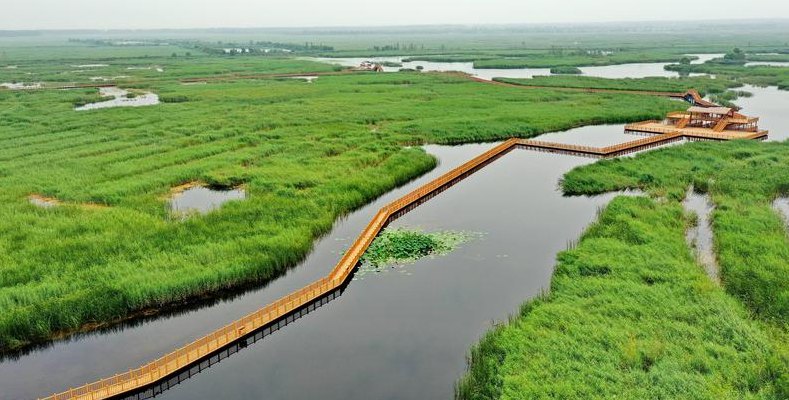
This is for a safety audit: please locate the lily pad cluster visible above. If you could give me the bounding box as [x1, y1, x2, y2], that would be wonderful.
[358, 228, 478, 275]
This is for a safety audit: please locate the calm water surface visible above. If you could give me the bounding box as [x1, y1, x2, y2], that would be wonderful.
[774, 198, 789, 227]
[170, 186, 246, 215]
[735, 85, 789, 141]
[1, 62, 787, 400]
[745, 61, 789, 67]
[309, 53, 720, 80]
[683, 189, 718, 283]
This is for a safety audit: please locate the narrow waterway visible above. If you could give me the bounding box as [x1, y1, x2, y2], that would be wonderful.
[775, 198, 789, 228]
[735, 85, 789, 142]
[307, 53, 720, 81]
[1, 62, 787, 400]
[683, 188, 719, 283]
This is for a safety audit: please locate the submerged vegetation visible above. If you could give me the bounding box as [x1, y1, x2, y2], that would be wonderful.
[549, 66, 582, 74]
[458, 196, 786, 399]
[360, 228, 476, 270]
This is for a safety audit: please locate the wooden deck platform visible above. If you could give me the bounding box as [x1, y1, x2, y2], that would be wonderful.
[625, 120, 769, 140]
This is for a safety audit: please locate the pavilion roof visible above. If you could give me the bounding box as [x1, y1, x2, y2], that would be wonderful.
[687, 106, 732, 114]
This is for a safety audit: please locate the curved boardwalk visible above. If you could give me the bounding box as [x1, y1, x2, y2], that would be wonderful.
[39, 125, 767, 400]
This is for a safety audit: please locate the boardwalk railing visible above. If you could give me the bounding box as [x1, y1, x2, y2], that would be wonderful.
[40, 129, 763, 400]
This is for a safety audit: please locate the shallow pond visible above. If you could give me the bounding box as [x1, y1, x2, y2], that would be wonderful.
[75, 86, 160, 111]
[288, 75, 319, 83]
[170, 186, 246, 215]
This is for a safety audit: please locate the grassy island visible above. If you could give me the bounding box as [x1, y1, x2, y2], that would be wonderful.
[459, 140, 789, 400]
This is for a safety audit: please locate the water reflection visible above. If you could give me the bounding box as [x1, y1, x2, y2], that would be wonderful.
[683, 187, 719, 282]
[745, 62, 789, 67]
[774, 198, 789, 228]
[115, 284, 348, 400]
[734, 85, 789, 142]
[307, 53, 719, 81]
[536, 124, 634, 147]
[170, 186, 246, 215]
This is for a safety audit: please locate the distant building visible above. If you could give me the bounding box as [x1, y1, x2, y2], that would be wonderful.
[358, 61, 384, 72]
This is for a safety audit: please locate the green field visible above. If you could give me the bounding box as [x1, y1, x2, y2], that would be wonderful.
[458, 140, 789, 399]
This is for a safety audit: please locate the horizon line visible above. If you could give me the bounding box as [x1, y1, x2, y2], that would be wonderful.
[2, 18, 788, 33]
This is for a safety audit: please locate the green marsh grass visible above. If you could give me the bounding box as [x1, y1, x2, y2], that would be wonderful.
[494, 75, 738, 96]
[457, 196, 787, 400]
[0, 68, 681, 350]
[561, 140, 789, 324]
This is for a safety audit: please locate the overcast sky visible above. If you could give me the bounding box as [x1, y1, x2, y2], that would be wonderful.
[2, 0, 788, 30]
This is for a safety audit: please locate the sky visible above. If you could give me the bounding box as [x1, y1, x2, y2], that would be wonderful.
[1, 0, 788, 30]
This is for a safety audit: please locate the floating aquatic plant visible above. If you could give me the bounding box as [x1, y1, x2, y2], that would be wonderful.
[357, 228, 480, 277]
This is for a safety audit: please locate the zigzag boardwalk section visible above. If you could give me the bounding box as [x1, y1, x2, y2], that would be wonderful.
[40, 129, 763, 400]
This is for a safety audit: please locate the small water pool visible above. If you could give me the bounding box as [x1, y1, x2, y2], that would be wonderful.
[75, 87, 159, 111]
[169, 186, 247, 215]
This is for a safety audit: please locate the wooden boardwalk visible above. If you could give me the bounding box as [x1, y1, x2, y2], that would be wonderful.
[38, 125, 766, 400]
[625, 120, 769, 141]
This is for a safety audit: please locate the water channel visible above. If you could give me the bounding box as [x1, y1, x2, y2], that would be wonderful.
[308, 53, 721, 80]
[1, 60, 787, 400]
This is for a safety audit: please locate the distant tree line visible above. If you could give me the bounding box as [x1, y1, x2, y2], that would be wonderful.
[372, 43, 426, 52]
[191, 40, 333, 56]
